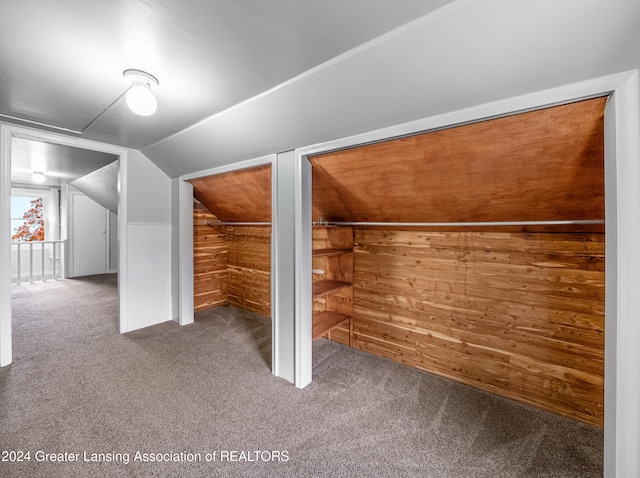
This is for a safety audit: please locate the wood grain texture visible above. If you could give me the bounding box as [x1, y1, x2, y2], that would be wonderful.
[312, 226, 353, 343]
[226, 226, 271, 317]
[352, 229, 605, 426]
[193, 201, 271, 317]
[190, 164, 271, 222]
[309, 97, 606, 229]
[312, 311, 350, 340]
[193, 203, 227, 312]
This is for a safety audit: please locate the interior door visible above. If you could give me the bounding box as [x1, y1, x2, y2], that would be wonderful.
[72, 193, 107, 277]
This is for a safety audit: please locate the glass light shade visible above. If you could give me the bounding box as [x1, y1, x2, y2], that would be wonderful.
[125, 85, 157, 116]
[31, 172, 46, 184]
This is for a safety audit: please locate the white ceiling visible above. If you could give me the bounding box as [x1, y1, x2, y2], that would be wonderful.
[10, 137, 117, 187]
[2, 0, 640, 180]
[146, 0, 640, 177]
[0, 0, 454, 149]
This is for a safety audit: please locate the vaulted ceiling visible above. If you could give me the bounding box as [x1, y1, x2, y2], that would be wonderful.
[2, 0, 639, 179]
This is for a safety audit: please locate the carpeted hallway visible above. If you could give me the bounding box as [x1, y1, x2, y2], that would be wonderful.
[1, 275, 603, 477]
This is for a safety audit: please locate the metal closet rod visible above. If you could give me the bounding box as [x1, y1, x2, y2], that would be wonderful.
[313, 219, 605, 227]
[205, 220, 271, 226]
[205, 219, 605, 227]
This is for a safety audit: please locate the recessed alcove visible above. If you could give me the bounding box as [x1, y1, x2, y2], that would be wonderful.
[189, 97, 606, 427]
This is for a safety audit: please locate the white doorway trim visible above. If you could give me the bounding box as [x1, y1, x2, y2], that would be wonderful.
[176, 178, 194, 326]
[176, 154, 275, 331]
[0, 123, 129, 365]
[295, 69, 639, 478]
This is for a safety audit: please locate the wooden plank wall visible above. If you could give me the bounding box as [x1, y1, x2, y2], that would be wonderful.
[352, 229, 605, 426]
[193, 202, 228, 312]
[226, 226, 271, 317]
[190, 165, 272, 317]
[193, 203, 271, 317]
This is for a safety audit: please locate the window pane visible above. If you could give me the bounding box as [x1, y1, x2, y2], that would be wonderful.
[11, 196, 37, 219]
[11, 219, 26, 237]
[10, 196, 45, 242]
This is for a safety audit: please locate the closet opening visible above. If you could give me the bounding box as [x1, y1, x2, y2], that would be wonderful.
[189, 163, 272, 352]
[307, 96, 606, 428]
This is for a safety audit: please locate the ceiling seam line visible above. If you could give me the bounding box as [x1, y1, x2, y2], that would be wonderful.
[0, 113, 83, 135]
[80, 87, 131, 134]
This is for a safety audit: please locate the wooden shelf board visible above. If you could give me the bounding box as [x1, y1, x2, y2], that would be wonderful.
[312, 279, 351, 298]
[312, 248, 352, 257]
[313, 311, 351, 340]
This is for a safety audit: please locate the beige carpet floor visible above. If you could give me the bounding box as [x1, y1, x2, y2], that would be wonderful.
[0, 275, 603, 477]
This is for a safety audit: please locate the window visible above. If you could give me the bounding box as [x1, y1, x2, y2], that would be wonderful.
[10, 191, 46, 242]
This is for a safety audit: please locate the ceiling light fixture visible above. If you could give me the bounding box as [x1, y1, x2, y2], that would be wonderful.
[123, 69, 159, 116]
[31, 171, 46, 184]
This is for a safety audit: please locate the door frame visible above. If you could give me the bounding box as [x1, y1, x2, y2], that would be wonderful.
[295, 69, 640, 477]
[177, 154, 275, 326]
[1, 123, 129, 365]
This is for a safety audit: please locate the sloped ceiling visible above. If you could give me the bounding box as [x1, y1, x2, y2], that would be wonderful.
[309, 97, 606, 228]
[144, 0, 640, 178]
[190, 165, 271, 222]
[1, 1, 639, 179]
[187, 98, 605, 229]
[70, 161, 119, 213]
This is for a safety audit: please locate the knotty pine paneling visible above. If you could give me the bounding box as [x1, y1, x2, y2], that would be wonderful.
[352, 229, 605, 426]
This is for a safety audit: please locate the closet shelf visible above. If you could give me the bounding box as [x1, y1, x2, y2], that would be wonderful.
[312, 311, 351, 340]
[312, 248, 352, 257]
[312, 225, 354, 347]
[313, 279, 351, 298]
